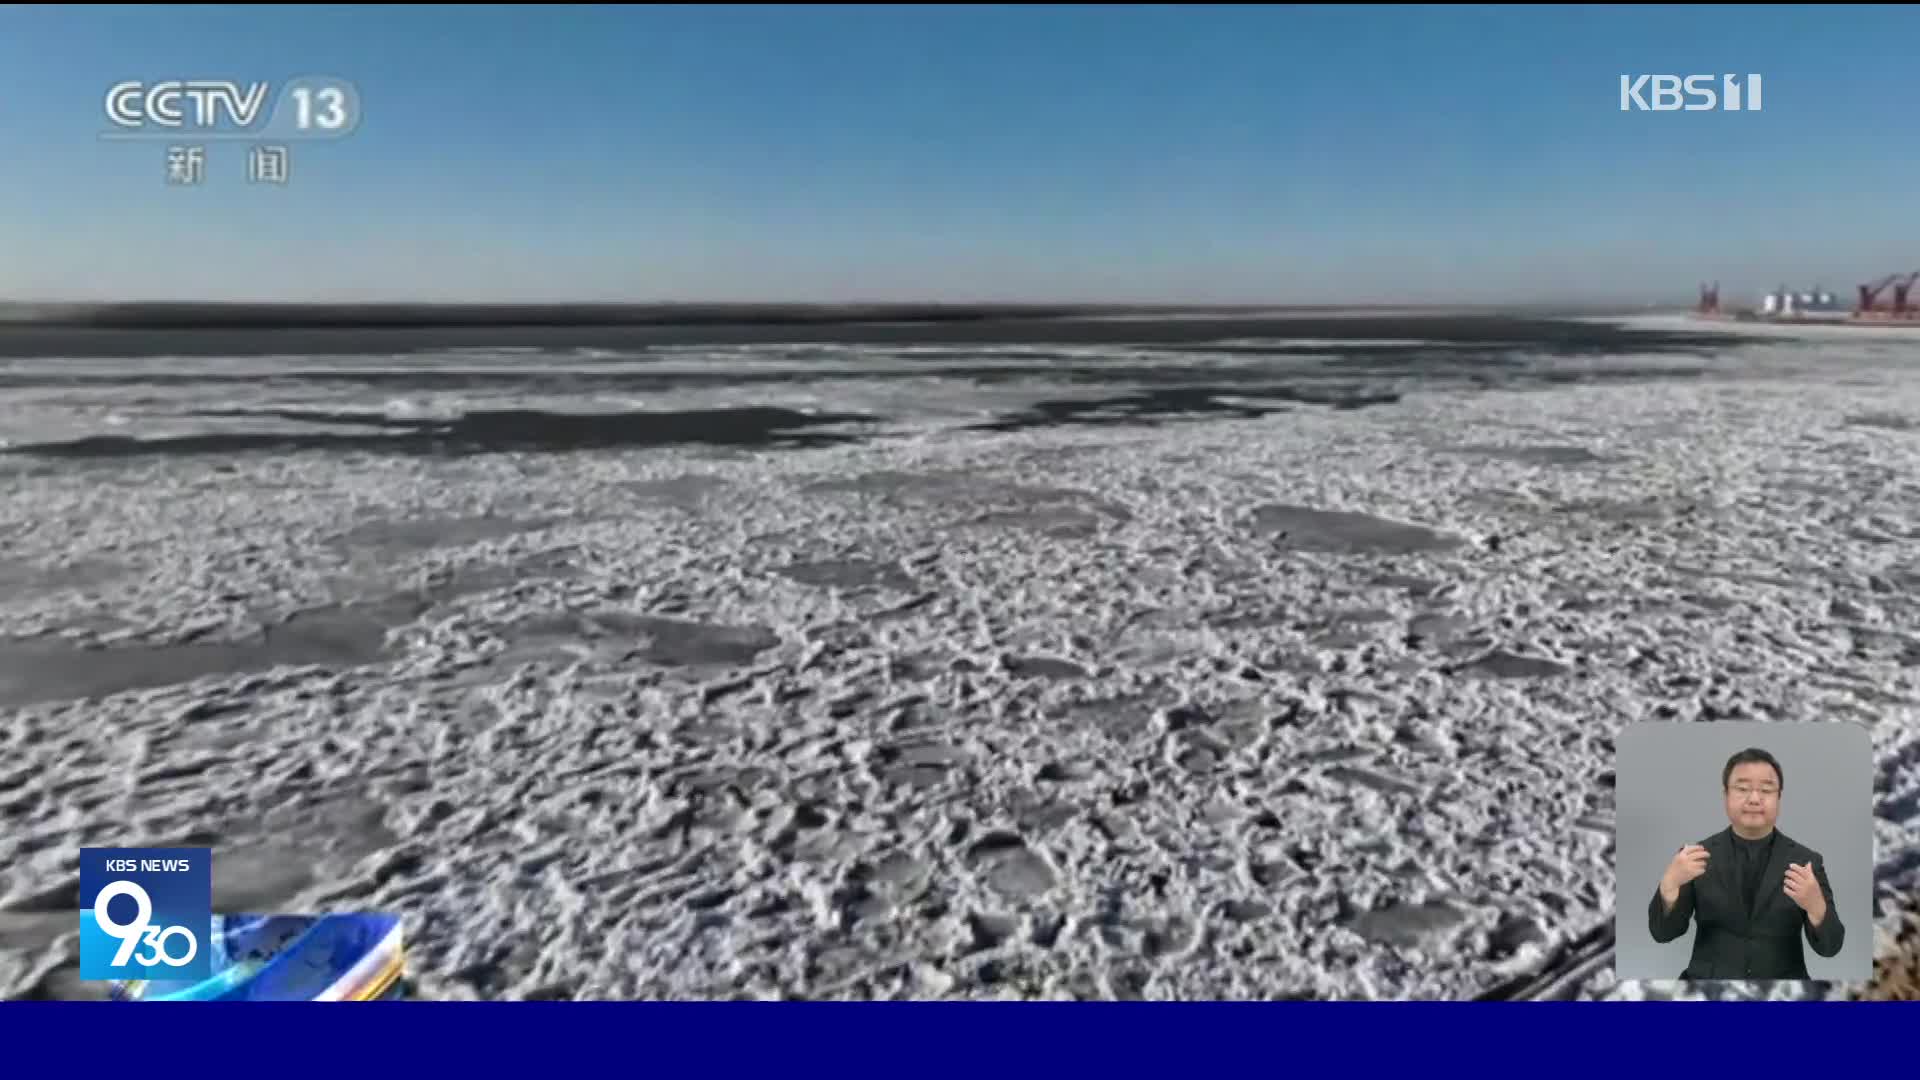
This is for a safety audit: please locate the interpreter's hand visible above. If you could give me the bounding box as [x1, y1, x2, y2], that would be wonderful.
[1661, 844, 1710, 893]
[1784, 861, 1827, 920]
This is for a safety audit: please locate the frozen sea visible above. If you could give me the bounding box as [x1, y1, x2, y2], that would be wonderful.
[0, 309, 1916, 1000]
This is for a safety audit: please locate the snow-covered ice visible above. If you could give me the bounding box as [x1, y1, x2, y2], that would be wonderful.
[0, 319, 1916, 1000]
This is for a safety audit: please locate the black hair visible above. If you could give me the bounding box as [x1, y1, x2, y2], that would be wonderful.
[1722, 747, 1783, 792]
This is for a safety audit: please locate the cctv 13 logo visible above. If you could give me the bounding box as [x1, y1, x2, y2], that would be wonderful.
[79, 848, 213, 982]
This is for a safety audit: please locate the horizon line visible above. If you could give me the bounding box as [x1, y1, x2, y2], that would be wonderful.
[0, 299, 1640, 312]
[0, 298, 1655, 332]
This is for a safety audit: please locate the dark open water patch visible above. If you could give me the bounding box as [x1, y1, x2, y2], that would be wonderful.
[624, 475, 732, 509]
[0, 311, 1745, 359]
[336, 514, 548, 555]
[0, 599, 416, 707]
[1449, 444, 1613, 466]
[1847, 413, 1918, 433]
[502, 610, 781, 668]
[777, 558, 920, 593]
[805, 473, 1133, 536]
[0, 315, 1737, 461]
[2, 406, 867, 459]
[1348, 899, 1470, 949]
[804, 470, 972, 499]
[969, 504, 1114, 540]
[1007, 655, 1089, 680]
[1556, 496, 1696, 523]
[615, 615, 779, 667]
[959, 482, 1133, 539]
[1251, 504, 1465, 554]
[0, 556, 126, 596]
[3, 301, 1111, 331]
[968, 383, 1400, 432]
[0, 356, 1713, 399]
[1450, 649, 1573, 679]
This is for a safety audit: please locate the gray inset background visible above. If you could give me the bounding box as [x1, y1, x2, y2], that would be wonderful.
[1615, 721, 1873, 982]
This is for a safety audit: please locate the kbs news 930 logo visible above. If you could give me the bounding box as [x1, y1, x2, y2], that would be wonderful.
[79, 848, 214, 982]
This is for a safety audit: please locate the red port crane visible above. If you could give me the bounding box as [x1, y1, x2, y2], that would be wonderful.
[1697, 281, 1720, 313]
[1858, 274, 1903, 314]
[1892, 271, 1920, 316]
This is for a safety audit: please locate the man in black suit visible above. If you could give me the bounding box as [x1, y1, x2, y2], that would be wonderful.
[1648, 747, 1845, 979]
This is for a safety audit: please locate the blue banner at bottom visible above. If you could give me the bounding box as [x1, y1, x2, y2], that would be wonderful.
[1, 1001, 1911, 1078]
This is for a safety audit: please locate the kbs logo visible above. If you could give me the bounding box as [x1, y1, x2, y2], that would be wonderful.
[1620, 74, 1763, 112]
[79, 847, 213, 982]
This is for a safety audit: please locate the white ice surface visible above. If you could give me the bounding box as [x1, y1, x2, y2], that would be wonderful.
[0, 337, 1917, 1001]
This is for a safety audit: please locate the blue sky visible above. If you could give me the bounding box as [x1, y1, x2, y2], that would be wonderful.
[3, 5, 1918, 305]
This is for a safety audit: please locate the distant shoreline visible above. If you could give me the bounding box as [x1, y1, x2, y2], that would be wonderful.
[0, 301, 1617, 331]
[0, 305, 1718, 360]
